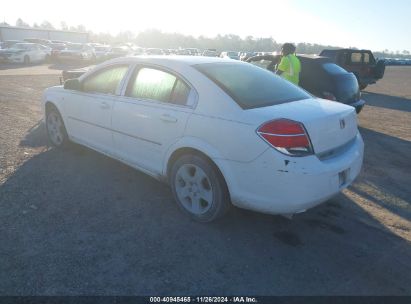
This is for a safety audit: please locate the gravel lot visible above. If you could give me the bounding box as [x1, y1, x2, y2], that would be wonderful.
[0, 64, 410, 295]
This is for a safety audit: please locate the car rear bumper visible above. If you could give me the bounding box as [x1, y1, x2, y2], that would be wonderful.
[348, 99, 365, 113]
[360, 77, 377, 85]
[219, 133, 364, 215]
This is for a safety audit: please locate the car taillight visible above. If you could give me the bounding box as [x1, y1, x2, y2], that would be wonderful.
[257, 119, 313, 156]
[322, 91, 337, 101]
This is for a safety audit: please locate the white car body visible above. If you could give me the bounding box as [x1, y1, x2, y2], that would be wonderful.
[59, 44, 95, 61]
[42, 56, 364, 216]
[0, 43, 48, 63]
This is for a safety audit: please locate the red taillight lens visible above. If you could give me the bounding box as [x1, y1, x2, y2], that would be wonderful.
[257, 119, 313, 156]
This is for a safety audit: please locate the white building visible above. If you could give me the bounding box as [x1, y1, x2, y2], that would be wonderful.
[0, 26, 88, 43]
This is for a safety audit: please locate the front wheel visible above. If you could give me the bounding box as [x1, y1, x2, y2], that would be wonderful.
[170, 154, 230, 222]
[46, 107, 69, 147]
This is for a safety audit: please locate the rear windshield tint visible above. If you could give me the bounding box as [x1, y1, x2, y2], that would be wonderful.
[322, 63, 348, 75]
[195, 63, 310, 109]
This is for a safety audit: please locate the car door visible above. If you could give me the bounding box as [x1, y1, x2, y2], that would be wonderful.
[112, 65, 196, 175]
[62, 64, 130, 155]
[33, 45, 43, 62]
[25, 45, 36, 62]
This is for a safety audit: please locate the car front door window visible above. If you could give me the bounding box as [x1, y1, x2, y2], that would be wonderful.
[83, 65, 129, 95]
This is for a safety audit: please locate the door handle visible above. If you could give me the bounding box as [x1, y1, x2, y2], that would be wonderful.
[160, 114, 178, 123]
[100, 101, 110, 109]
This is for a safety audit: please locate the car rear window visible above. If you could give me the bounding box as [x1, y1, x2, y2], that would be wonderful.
[195, 63, 310, 109]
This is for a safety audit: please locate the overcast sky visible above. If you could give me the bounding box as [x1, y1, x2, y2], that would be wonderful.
[2, 0, 410, 52]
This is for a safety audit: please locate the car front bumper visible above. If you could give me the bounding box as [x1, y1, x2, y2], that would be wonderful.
[218, 132, 364, 215]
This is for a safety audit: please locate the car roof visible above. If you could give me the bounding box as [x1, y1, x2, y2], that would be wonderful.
[107, 55, 240, 67]
[321, 48, 372, 53]
[15, 42, 36, 46]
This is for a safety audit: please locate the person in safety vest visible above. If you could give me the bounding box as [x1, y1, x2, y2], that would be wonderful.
[276, 43, 301, 85]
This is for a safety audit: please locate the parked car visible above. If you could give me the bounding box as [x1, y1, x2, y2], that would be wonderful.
[145, 48, 165, 55]
[0, 40, 23, 49]
[0, 43, 48, 64]
[202, 49, 218, 57]
[319, 49, 385, 90]
[177, 49, 191, 55]
[48, 43, 67, 61]
[24, 38, 52, 45]
[58, 43, 95, 62]
[185, 48, 201, 56]
[51, 40, 68, 44]
[93, 45, 111, 61]
[246, 54, 365, 113]
[106, 46, 132, 59]
[239, 52, 257, 61]
[38, 44, 52, 62]
[44, 56, 363, 222]
[220, 51, 240, 60]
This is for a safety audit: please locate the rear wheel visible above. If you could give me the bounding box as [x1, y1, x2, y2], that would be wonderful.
[170, 154, 230, 222]
[46, 106, 68, 147]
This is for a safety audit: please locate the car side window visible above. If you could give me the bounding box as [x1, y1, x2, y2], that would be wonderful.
[363, 53, 370, 64]
[83, 65, 128, 95]
[170, 79, 191, 105]
[351, 53, 362, 64]
[126, 67, 191, 105]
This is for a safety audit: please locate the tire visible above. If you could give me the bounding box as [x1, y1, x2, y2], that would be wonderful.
[23, 55, 30, 65]
[170, 154, 230, 222]
[46, 106, 69, 148]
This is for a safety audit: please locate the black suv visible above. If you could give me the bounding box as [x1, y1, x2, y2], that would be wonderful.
[319, 49, 385, 90]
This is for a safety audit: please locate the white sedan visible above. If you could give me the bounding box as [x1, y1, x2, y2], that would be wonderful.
[0, 43, 48, 64]
[42, 56, 364, 222]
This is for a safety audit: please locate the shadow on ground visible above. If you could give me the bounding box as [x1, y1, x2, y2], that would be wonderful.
[0, 120, 410, 295]
[353, 127, 411, 221]
[362, 92, 411, 112]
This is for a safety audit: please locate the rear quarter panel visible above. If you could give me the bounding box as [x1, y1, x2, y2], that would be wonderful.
[180, 67, 270, 163]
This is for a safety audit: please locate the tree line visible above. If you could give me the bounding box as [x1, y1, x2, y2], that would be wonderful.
[1, 19, 410, 58]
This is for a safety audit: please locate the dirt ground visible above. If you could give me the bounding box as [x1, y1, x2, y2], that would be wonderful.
[0, 64, 410, 295]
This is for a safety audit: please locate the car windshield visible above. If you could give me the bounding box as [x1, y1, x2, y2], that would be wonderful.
[322, 63, 348, 75]
[195, 63, 311, 109]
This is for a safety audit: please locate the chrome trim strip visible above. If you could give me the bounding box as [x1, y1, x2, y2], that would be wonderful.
[257, 132, 306, 137]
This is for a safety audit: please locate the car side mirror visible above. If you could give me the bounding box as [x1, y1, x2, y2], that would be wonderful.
[64, 78, 83, 91]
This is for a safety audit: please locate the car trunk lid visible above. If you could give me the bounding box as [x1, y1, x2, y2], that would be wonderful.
[248, 98, 358, 155]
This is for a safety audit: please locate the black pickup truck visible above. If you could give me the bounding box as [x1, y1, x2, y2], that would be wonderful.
[319, 49, 385, 90]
